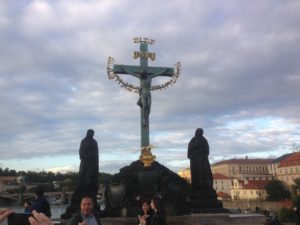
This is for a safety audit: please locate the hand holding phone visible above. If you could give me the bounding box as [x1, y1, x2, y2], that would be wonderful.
[8, 213, 32, 225]
[28, 210, 53, 225]
[0, 209, 14, 223]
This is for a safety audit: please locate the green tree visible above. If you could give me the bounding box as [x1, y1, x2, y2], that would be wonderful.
[290, 178, 300, 195]
[265, 180, 291, 201]
[99, 172, 113, 184]
[0, 167, 114, 193]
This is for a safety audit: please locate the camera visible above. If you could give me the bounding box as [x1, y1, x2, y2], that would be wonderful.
[8, 213, 33, 225]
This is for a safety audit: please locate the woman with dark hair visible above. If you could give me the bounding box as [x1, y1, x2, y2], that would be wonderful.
[150, 197, 165, 225]
[138, 200, 153, 225]
[29, 186, 51, 218]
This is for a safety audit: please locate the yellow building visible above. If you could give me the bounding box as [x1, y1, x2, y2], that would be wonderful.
[211, 158, 274, 181]
[178, 168, 191, 183]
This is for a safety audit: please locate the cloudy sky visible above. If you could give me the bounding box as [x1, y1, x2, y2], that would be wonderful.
[0, 0, 299, 174]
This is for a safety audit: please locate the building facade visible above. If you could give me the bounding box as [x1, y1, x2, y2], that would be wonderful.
[277, 152, 300, 186]
[0, 176, 18, 192]
[231, 178, 267, 200]
[211, 158, 274, 181]
[267, 153, 292, 177]
[178, 153, 300, 200]
[213, 173, 232, 197]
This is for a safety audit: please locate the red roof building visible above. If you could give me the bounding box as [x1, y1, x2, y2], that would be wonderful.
[277, 152, 300, 185]
[213, 173, 232, 196]
[231, 179, 268, 200]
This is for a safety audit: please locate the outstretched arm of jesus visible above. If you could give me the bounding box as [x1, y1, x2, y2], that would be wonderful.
[118, 65, 141, 79]
[149, 68, 173, 79]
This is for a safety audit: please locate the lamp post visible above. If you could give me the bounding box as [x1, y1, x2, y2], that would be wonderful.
[17, 174, 26, 205]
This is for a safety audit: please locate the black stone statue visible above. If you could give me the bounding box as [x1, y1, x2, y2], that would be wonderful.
[186, 128, 224, 212]
[61, 129, 100, 221]
[78, 129, 99, 195]
[187, 128, 213, 190]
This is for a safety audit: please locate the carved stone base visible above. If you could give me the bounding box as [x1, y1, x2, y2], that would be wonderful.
[105, 160, 189, 217]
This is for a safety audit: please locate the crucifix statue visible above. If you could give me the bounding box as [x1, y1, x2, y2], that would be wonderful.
[107, 37, 181, 157]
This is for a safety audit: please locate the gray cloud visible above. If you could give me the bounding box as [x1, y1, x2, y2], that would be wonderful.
[0, 0, 299, 173]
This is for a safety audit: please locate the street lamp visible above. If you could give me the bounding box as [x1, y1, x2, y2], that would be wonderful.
[17, 174, 26, 205]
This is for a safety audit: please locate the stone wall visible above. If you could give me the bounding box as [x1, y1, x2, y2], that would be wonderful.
[222, 199, 293, 212]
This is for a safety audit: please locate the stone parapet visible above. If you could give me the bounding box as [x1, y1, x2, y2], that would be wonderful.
[98, 213, 266, 225]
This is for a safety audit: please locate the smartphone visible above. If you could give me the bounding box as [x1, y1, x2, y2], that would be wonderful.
[8, 213, 33, 225]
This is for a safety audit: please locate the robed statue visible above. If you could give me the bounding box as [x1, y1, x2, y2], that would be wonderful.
[61, 129, 100, 219]
[78, 129, 99, 195]
[187, 128, 213, 190]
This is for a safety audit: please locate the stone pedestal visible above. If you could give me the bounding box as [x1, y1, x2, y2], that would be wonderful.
[58, 213, 268, 225]
[105, 160, 189, 217]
